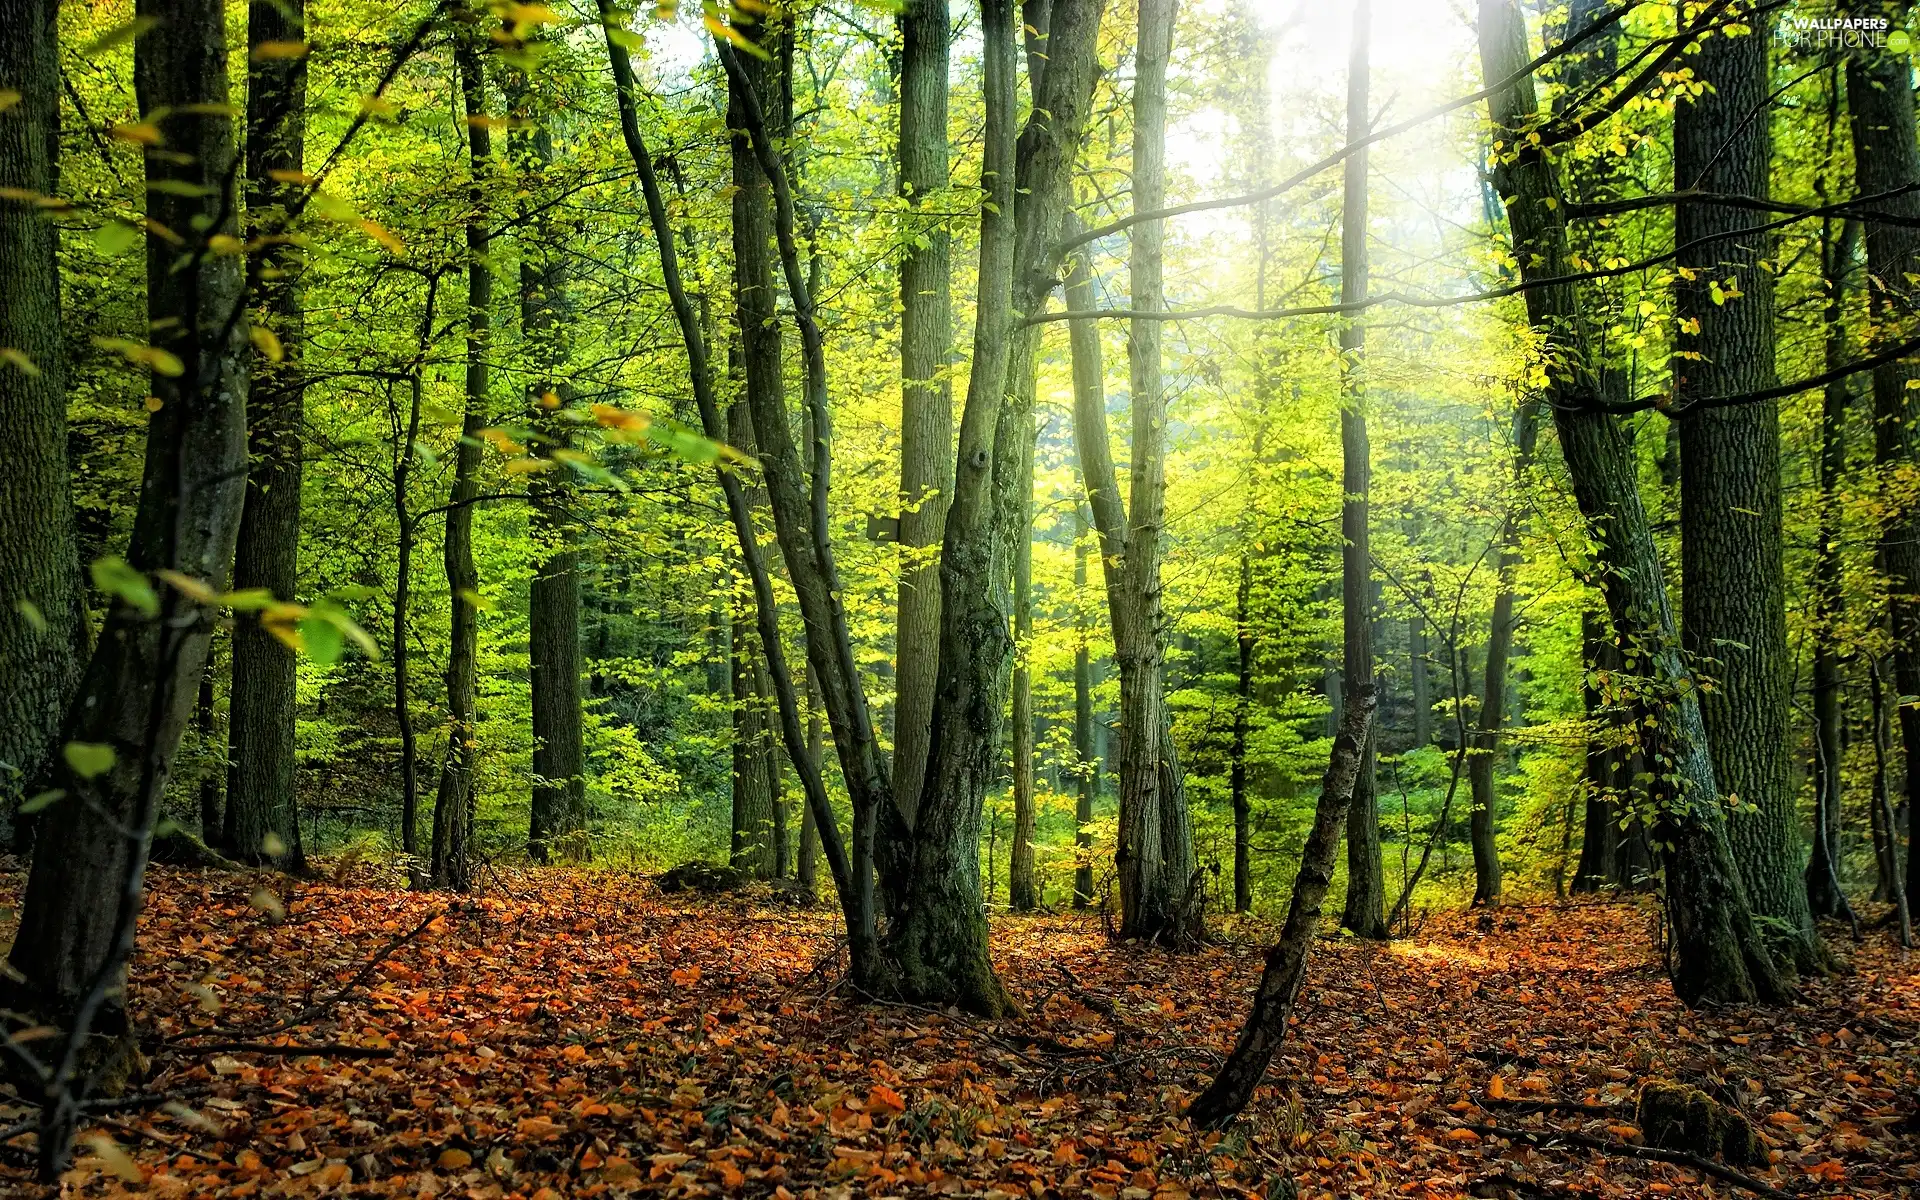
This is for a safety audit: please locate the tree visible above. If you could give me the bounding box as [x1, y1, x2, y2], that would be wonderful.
[510, 45, 586, 864]
[1477, 0, 1785, 1006]
[1673, 7, 1819, 972]
[1338, 0, 1388, 940]
[5, 0, 250, 1068]
[430, 12, 494, 893]
[893, 0, 953, 831]
[1009, 507, 1039, 911]
[0, 0, 86, 841]
[223, 0, 308, 870]
[1844, 1, 1920, 914]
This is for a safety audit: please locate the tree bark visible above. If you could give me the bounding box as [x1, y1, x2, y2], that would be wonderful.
[5, 0, 250, 1023]
[1573, 611, 1623, 892]
[511, 65, 586, 863]
[1074, 507, 1096, 909]
[893, 0, 953, 831]
[729, 402, 778, 879]
[1232, 554, 1254, 913]
[1478, 0, 1785, 1006]
[1409, 612, 1431, 748]
[1338, 0, 1388, 941]
[223, 0, 307, 869]
[392, 369, 426, 877]
[1869, 660, 1913, 944]
[1010, 486, 1038, 911]
[0, 0, 86, 842]
[1673, 10, 1819, 971]
[431, 19, 492, 892]
[1843, 5, 1920, 916]
[1807, 210, 1858, 923]
[1187, 684, 1377, 1126]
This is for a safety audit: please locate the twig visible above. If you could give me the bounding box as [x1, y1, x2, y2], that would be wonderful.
[168, 907, 445, 1043]
[1481, 1096, 1625, 1116]
[171, 1041, 397, 1059]
[1464, 1122, 1797, 1200]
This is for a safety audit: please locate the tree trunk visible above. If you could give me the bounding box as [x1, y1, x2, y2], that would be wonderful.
[431, 19, 491, 892]
[1232, 554, 1254, 913]
[1074, 508, 1096, 909]
[0, 0, 86, 844]
[1338, 0, 1387, 940]
[1409, 613, 1431, 748]
[1673, 10, 1819, 972]
[1844, 13, 1920, 917]
[1573, 611, 1622, 893]
[1010, 485, 1038, 912]
[392, 371, 425, 876]
[1808, 212, 1859, 923]
[601, 5, 865, 972]
[1188, 685, 1377, 1126]
[223, 0, 307, 869]
[729, 402, 778, 880]
[1869, 660, 1914, 945]
[1478, 0, 1785, 1006]
[5, 0, 250, 1026]
[196, 662, 222, 840]
[893, 0, 953, 831]
[512, 70, 586, 863]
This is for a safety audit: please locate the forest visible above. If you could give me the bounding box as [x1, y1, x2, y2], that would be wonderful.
[0, 0, 1917, 1194]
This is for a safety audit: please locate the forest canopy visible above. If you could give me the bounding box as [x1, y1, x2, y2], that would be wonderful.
[0, 0, 1916, 1194]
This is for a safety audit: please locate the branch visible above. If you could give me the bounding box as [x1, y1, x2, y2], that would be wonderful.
[1570, 183, 1920, 228]
[1464, 1123, 1795, 1200]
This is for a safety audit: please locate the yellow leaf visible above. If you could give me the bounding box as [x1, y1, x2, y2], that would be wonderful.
[250, 40, 308, 61]
[706, 12, 772, 58]
[537, 389, 561, 409]
[359, 94, 399, 120]
[0, 89, 21, 114]
[357, 219, 406, 257]
[268, 168, 316, 185]
[1, 347, 42, 377]
[111, 121, 164, 145]
[155, 569, 217, 603]
[82, 1134, 144, 1183]
[591, 403, 651, 432]
[93, 336, 185, 377]
[250, 326, 285, 363]
[503, 457, 554, 474]
[437, 1147, 473, 1169]
[208, 233, 246, 255]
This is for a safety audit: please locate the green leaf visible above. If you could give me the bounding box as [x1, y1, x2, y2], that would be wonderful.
[297, 614, 345, 665]
[81, 16, 159, 57]
[90, 555, 159, 617]
[63, 742, 116, 780]
[19, 789, 66, 814]
[95, 220, 141, 256]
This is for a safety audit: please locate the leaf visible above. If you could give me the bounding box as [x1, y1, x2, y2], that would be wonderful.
[63, 742, 117, 780]
[251, 325, 285, 362]
[82, 1133, 144, 1183]
[591, 402, 652, 433]
[298, 614, 345, 665]
[1, 347, 42, 376]
[81, 17, 159, 57]
[671, 965, 701, 987]
[705, 9, 772, 59]
[111, 121, 164, 145]
[147, 179, 216, 197]
[0, 89, 20, 114]
[15, 597, 46, 633]
[19, 789, 66, 814]
[91, 554, 159, 616]
[155, 568, 217, 603]
[354, 219, 407, 257]
[95, 220, 142, 256]
[251, 40, 309, 61]
[93, 336, 184, 377]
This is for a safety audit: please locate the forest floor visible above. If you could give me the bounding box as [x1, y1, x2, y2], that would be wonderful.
[0, 865, 1915, 1199]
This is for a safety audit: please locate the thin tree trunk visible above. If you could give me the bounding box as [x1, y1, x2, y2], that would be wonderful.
[0, 0, 86, 847]
[1338, 0, 1387, 940]
[1232, 553, 1254, 913]
[196, 662, 222, 840]
[1573, 611, 1622, 893]
[1074, 507, 1096, 909]
[224, 0, 307, 869]
[4, 0, 250, 1029]
[511, 61, 586, 864]
[893, 0, 953, 831]
[798, 671, 824, 897]
[1478, 0, 1785, 1006]
[392, 370, 425, 876]
[728, 401, 778, 879]
[1469, 397, 1540, 908]
[600, 6, 865, 971]
[1188, 685, 1377, 1126]
[431, 19, 492, 892]
[1808, 210, 1859, 923]
[1010, 489, 1038, 911]
[1674, 8, 1819, 972]
[1409, 612, 1430, 748]
[1869, 660, 1913, 945]
[1844, 15, 1920, 917]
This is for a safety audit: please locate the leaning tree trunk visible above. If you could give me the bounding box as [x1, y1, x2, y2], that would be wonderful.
[1844, 7, 1920, 913]
[1188, 685, 1377, 1126]
[0, 0, 86, 844]
[430, 18, 492, 892]
[1478, 0, 1785, 1006]
[4, 0, 250, 1029]
[1674, 10, 1820, 972]
[223, 0, 308, 869]
[893, 0, 954, 833]
[1338, 0, 1388, 940]
[511, 68, 586, 864]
